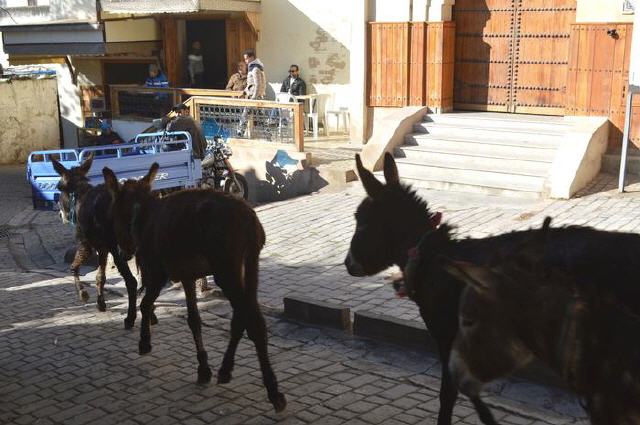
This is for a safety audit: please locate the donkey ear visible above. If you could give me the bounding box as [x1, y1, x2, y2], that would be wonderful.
[102, 167, 120, 197]
[77, 154, 94, 176]
[383, 152, 399, 184]
[51, 159, 68, 177]
[141, 163, 159, 187]
[355, 154, 383, 198]
[442, 259, 494, 295]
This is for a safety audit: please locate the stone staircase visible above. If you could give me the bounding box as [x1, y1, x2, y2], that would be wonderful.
[386, 112, 570, 199]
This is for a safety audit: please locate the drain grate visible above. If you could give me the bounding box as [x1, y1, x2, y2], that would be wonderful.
[0, 225, 10, 240]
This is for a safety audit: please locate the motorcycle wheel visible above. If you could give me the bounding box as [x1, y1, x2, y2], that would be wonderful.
[224, 174, 249, 200]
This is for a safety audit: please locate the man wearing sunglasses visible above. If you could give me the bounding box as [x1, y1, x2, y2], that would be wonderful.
[280, 64, 306, 98]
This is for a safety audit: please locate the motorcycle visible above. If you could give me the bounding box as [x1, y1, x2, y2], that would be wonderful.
[201, 136, 249, 200]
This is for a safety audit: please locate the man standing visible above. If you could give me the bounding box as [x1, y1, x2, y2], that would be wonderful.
[280, 64, 306, 97]
[243, 48, 265, 100]
[237, 48, 266, 137]
[187, 41, 205, 88]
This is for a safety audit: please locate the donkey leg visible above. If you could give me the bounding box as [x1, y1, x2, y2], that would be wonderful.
[245, 301, 286, 413]
[95, 249, 108, 312]
[217, 285, 246, 384]
[70, 243, 92, 303]
[139, 273, 162, 355]
[470, 396, 499, 425]
[183, 279, 213, 384]
[110, 247, 139, 330]
[437, 345, 459, 425]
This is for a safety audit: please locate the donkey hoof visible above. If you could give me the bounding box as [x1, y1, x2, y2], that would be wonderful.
[150, 313, 159, 326]
[270, 392, 287, 413]
[79, 290, 90, 303]
[216, 369, 232, 384]
[124, 317, 135, 330]
[197, 366, 213, 385]
[96, 297, 107, 312]
[139, 341, 152, 355]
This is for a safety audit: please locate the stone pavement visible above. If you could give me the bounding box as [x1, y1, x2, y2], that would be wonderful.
[6, 164, 638, 423]
[0, 270, 586, 425]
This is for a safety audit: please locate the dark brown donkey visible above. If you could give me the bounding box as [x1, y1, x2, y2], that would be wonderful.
[102, 163, 286, 413]
[345, 153, 497, 425]
[443, 229, 640, 424]
[346, 153, 640, 425]
[52, 157, 144, 329]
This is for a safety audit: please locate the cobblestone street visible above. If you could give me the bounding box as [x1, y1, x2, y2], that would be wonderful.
[5, 164, 638, 424]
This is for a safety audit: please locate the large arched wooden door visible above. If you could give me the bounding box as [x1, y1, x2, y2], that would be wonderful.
[454, 0, 576, 115]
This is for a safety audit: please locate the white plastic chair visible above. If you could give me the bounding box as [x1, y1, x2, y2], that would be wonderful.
[325, 106, 350, 134]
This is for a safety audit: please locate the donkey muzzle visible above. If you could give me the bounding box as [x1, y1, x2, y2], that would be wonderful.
[344, 250, 366, 277]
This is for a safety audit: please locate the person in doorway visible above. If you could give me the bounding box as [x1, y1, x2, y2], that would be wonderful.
[161, 103, 206, 160]
[187, 41, 205, 88]
[280, 64, 306, 98]
[237, 49, 266, 137]
[226, 61, 248, 92]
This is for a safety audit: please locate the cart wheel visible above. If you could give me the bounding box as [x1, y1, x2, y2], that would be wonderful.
[224, 174, 248, 200]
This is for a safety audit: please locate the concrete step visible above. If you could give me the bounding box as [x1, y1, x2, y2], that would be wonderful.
[404, 134, 558, 159]
[413, 122, 564, 146]
[379, 170, 543, 199]
[423, 112, 569, 133]
[396, 160, 546, 193]
[396, 146, 554, 174]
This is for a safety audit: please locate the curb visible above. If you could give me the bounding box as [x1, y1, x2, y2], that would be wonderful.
[283, 295, 351, 330]
[282, 295, 566, 390]
[353, 310, 438, 352]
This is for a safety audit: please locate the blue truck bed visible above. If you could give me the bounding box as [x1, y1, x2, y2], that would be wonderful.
[27, 131, 202, 209]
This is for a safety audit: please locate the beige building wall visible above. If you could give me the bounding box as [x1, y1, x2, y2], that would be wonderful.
[576, 0, 635, 23]
[0, 78, 60, 164]
[104, 19, 161, 43]
[258, 0, 355, 136]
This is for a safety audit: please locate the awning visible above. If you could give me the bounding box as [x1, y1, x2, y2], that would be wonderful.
[100, 0, 260, 14]
[100, 0, 200, 14]
[1, 23, 105, 56]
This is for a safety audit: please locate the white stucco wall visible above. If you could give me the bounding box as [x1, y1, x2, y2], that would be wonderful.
[0, 32, 7, 68]
[0, 77, 60, 164]
[258, 0, 356, 136]
[368, 0, 453, 22]
[576, 0, 635, 23]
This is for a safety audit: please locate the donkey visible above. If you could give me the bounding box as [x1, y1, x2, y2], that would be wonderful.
[52, 157, 146, 330]
[102, 163, 286, 413]
[346, 153, 640, 425]
[443, 229, 640, 424]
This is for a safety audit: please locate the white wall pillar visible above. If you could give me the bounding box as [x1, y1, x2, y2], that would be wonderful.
[427, 0, 455, 22]
[350, 0, 368, 143]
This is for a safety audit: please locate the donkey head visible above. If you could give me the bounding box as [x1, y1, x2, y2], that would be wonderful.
[345, 153, 438, 277]
[442, 218, 565, 396]
[442, 259, 536, 396]
[103, 163, 159, 257]
[52, 155, 93, 223]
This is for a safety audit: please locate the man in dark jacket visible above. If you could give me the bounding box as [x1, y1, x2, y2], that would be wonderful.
[162, 103, 206, 159]
[280, 64, 306, 97]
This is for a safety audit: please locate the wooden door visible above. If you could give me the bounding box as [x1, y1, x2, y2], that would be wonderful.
[454, 0, 516, 112]
[512, 0, 576, 115]
[454, 0, 576, 115]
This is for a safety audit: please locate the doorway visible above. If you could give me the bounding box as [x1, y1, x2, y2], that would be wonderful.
[453, 0, 577, 115]
[185, 20, 228, 89]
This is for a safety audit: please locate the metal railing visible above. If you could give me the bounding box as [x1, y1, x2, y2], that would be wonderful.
[110, 85, 242, 120]
[189, 96, 305, 152]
